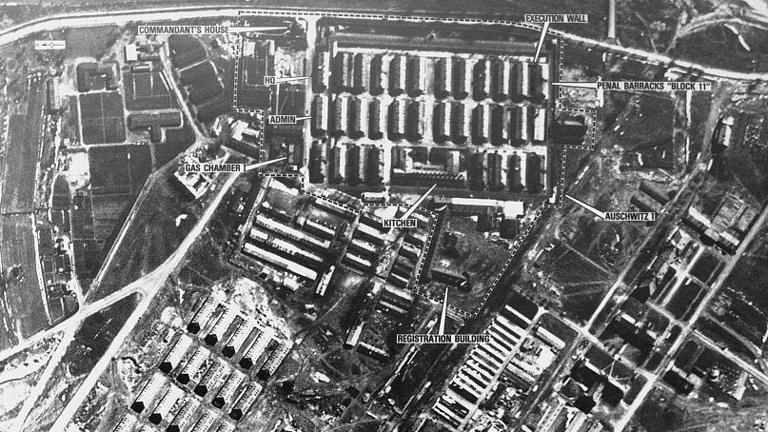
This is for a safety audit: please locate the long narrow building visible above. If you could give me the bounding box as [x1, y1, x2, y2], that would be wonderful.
[257, 342, 293, 380]
[159, 334, 194, 374]
[212, 371, 246, 409]
[166, 399, 200, 432]
[189, 412, 216, 432]
[112, 413, 137, 432]
[194, 360, 229, 397]
[131, 373, 167, 414]
[222, 321, 254, 358]
[187, 295, 219, 334]
[229, 382, 264, 421]
[432, 308, 533, 429]
[242, 242, 318, 281]
[204, 308, 237, 346]
[239, 329, 274, 370]
[148, 383, 185, 424]
[177, 346, 211, 385]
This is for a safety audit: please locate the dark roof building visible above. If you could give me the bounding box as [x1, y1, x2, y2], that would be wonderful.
[76, 61, 120, 92]
[127, 112, 182, 142]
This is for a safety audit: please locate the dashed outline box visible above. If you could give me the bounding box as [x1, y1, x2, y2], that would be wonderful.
[227, 21, 600, 319]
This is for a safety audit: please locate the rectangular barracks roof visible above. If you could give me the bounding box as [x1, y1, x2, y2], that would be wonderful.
[434, 196, 525, 218]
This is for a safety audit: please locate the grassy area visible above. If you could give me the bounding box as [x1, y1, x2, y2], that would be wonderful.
[1, 215, 49, 341]
[64, 26, 120, 59]
[84, 157, 201, 302]
[631, 384, 768, 432]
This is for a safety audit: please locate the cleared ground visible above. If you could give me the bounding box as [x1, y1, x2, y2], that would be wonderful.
[1, 76, 43, 213]
[123, 71, 176, 111]
[84, 156, 204, 302]
[79, 92, 126, 145]
[0, 215, 48, 340]
[0, 75, 48, 348]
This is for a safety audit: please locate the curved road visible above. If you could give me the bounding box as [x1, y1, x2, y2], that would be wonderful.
[0, 169, 237, 431]
[0, 5, 767, 83]
[0, 4, 766, 430]
[45, 170, 240, 432]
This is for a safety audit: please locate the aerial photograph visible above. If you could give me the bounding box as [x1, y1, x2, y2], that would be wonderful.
[0, 0, 767, 431]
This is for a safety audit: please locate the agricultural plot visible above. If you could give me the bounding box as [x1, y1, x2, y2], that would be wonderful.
[1, 77, 44, 213]
[154, 123, 196, 167]
[0, 215, 49, 339]
[79, 91, 126, 144]
[123, 71, 176, 111]
[69, 145, 153, 289]
[88, 145, 152, 196]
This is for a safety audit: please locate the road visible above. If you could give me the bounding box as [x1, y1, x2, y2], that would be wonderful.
[657, 247, 705, 307]
[0, 5, 766, 84]
[583, 159, 706, 333]
[557, 158, 753, 432]
[0, 244, 178, 366]
[0, 170, 238, 430]
[540, 24, 767, 82]
[613, 197, 768, 432]
[692, 329, 768, 388]
[0, 4, 764, 430]
[10, 329, 75, 432]
[161, 56, 206, 140]
[46, 170, 240, 431]
[88, 163, 161, 298]
[3, 169, 239, 430]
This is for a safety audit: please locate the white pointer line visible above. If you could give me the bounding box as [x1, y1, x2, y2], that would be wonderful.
[533, 21, 550, 63]
[228, 26, 287, 33]
[243, 156, 287, 172]
[400, 184, 436, 220]
[275, 76, 310, 83]
[552, 81, 599, 90]
[565, 194, 606, 220]
[438, 286, 448, 335]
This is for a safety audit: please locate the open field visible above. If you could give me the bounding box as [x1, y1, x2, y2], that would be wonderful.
[68, 144, 155, 289]
[84, 157, 203, 302]
[631, 381, 768, 432]
[539, 240, 613, 285]
[79, 92, 126, 145]
[0, 215, 48, 340]
[87, 144, 153, 242]
[91, 194, 134, 241]
[1, 76, 44, 213]
[88, 145, 152, 196]
[20, 294, 137, 432]
[154, 123, 196, 166]
[64, 26, 120, 59]
[123, 70, 176, 111]
[419, 210, 513, 314]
